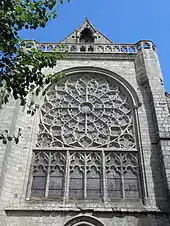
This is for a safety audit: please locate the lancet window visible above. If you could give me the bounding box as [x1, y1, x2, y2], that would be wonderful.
[29, 72, 141, 200]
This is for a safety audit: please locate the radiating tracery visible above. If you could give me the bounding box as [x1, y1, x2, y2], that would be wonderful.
[37, 73, 136, 149]
[30, 72, 141, 200]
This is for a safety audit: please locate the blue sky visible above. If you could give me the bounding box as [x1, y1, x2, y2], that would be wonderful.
[20, 0, 170, 92]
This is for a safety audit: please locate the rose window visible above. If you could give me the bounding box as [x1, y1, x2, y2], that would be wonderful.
[30, 73, 141, 200]
[37, 73, 136, 149]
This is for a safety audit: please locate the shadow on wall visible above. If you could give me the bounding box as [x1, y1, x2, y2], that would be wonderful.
[138, 82, 168, 211]
[137, 213, 170, 226]
[137, 215, 154, 226]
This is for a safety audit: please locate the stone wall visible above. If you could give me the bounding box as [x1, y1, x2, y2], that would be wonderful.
[0, 47, 170, 225]
[4, 211, 170, 226]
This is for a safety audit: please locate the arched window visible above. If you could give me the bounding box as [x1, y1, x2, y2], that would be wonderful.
[64, 215, 104, 226]
[67, 223, 95, 226]
[29, 72, 141, 200]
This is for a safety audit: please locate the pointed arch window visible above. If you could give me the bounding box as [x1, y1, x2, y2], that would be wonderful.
[29, 72, 141, 200]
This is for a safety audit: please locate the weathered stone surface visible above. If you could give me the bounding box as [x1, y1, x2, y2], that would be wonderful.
[0, 20, 170, 226]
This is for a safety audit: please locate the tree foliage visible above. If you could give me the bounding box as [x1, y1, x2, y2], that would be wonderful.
[0, 0, 69, 107]
[0, 0, 69, 143]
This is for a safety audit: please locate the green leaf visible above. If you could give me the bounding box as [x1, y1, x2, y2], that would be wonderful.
[0, 0, 70, 145]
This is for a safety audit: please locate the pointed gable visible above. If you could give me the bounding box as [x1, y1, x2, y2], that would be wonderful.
[61, 18, 113, 44]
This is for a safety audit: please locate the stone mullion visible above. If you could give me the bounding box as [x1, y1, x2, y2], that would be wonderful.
[26, 152, 35, 199]
[45, 151, 51, 197]
[102, 150, 107, 201]
[84, 153, 87, 199]
[85, 114, 88, 134]
[85, 82, 88, 102]
[63, 150, 70, 203]
[120, 153, 125, 199]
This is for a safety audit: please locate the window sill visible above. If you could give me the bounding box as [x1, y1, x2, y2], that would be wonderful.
[4, 199, 169, 214]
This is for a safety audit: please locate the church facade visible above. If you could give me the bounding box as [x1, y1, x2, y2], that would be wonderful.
[0, 19, 170, 225]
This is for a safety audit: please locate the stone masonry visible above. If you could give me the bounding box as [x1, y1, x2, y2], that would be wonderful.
[0, 19, 170, 226]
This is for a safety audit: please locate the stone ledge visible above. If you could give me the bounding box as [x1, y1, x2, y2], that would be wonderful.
[4, 203, 169, 215]
[60, 53, 136, 60]
[4, 208, 169, 217]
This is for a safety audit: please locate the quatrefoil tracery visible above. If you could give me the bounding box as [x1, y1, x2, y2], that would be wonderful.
[37, 73, 136, 148]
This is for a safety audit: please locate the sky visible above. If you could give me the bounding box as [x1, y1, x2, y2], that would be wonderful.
[20, 0, 170, 93]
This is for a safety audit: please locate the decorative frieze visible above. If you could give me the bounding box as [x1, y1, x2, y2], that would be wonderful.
[24, 41, 156, 54]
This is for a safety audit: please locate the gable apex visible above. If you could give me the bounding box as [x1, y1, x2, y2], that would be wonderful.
[61, 18, 113, 44]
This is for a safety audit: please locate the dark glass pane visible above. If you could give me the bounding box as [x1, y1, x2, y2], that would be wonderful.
[69, 189, 83, 198]
[124, 178, 138, 191]
[33, 166, 47, 176]
[124, 178, 139, 198]
[48, 189, 63, 197]
[70, 167, 83, 178]
[87, 189, 101, 199]
[31, 176, 46, 189]
[108, 190, 121, 198]
[49, 177, 63, 189]
[87, 178, 100, 189]
[70, 178, 83, 189]
[87, 166, 100, 178]
[50, 169, 64, 176]
[125, 190, 139, 198]
[31, 189, 45, 197]
[107, 178, 121, 190]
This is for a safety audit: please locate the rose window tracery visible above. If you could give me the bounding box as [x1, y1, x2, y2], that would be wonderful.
[37, 73, 136, 149]
[30, 72, 141, 200]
